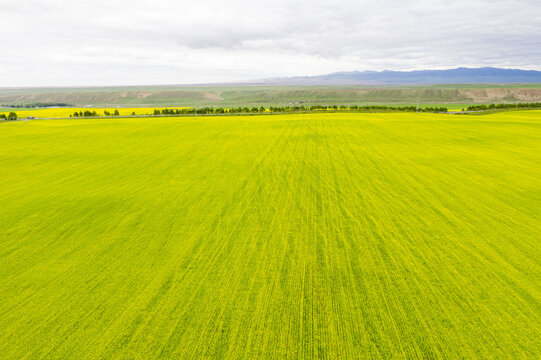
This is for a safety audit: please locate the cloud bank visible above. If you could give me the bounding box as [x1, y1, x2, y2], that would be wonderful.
[1, 0, 540, 86]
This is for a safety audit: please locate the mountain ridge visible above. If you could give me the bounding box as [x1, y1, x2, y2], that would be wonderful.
[251, 67, 541, 85]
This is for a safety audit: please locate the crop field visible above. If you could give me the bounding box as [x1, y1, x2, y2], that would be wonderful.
[0, 111, 540, 358]
[0, 107, 188, 119]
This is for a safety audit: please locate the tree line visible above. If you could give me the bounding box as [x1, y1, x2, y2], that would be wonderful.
[154, 105, 448, 115]
[466, 103, 541, 111]
[1, 103, 73, 108]
[71, 109, 131, 117]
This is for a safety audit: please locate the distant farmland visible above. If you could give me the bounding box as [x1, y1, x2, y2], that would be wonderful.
[1, 112, 540, 358]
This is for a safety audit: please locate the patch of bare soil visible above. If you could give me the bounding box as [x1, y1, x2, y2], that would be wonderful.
[136, 92, 152, 99]
[202, 92, 223, 100]
[462, 88, 541, 102]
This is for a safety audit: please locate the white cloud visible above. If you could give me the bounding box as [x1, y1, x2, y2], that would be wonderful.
[0, 0, 540, 86]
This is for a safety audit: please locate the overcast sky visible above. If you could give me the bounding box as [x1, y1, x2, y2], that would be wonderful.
[1, 0, 540, 87]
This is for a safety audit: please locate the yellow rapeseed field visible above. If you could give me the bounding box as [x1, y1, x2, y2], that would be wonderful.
[1, 111, 539, 358]
[0, 107, 189, 119]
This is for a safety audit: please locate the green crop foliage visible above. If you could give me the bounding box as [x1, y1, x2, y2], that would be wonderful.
[0, 111, 540, 358]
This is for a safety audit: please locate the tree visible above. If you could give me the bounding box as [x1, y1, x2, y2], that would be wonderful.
[114, 109, 120, 116]
[7, 112, 17, 121]
[0, 114, 6, 120]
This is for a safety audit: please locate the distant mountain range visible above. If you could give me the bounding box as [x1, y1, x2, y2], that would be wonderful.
[253, 67, 541, 85]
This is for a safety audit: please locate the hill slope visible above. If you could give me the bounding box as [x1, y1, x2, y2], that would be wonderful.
[2, 84, 541, 107]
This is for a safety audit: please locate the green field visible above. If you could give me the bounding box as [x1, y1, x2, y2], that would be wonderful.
[1, 112, 540, 358]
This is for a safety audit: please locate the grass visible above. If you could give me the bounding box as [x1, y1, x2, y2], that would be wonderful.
[0, 111, 540, 358]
